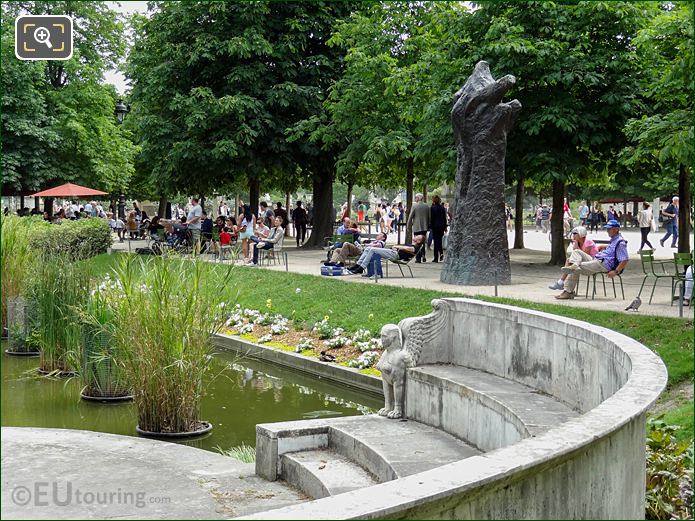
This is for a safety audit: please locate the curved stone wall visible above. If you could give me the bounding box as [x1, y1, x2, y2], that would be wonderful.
[241, 298, 667, 520]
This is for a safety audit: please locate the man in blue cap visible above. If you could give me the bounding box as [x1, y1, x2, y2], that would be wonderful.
[555, 219, 629, 300]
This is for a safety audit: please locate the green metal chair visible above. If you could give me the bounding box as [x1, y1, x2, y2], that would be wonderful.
[581, 268, 625, 300]
[637, 250, 673, 304]
[671, 252, 694, 307]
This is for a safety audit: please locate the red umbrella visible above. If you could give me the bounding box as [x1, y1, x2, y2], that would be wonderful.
[30, 182, 108, 198]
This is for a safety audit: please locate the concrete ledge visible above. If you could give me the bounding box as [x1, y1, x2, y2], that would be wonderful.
[213, 334, 383, 399]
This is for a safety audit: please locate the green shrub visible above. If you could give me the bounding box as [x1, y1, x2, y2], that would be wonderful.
[646, 418, 694, 520]
[28, 218, 112, 259]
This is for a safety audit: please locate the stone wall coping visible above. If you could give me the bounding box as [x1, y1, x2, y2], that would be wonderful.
[239, 298, 667, 520]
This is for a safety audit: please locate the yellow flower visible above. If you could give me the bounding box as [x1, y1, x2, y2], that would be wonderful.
[368, 313, 374, 320]
[323, 315, 330, 322]
[266, 298, 272, 309]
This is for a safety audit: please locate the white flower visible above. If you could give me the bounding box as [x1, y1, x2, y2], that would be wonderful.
[239, 323, 254, 334]
[258, 334, 272, 344]
[295, 288, 301, 293]
[348, 350, 379, 369]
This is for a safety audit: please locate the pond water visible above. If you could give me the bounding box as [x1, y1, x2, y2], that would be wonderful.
[1, 346, 381, 452]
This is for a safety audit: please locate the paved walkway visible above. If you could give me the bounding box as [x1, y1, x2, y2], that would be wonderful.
[1, 427, 307, 519]
[111, 227, 693, 319]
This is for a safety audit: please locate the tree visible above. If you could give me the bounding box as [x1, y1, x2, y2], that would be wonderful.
[458, 2, 656, 264]
[621, 2, 693, 253]
[127, 2, 354, 236]
[324, 2, 462, 240]
[1, 2, 134, 195]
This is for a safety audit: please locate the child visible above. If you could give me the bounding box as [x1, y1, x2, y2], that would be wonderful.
[115, 216, 125, 242]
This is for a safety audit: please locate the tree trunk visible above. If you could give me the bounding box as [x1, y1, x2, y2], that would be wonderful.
[513, 177, 525, 249]
[199, 196, 205, 214]
[549, 180, 566, 266]
[678, 163, 691, 253]
[345, 183, 353, 218]
[285, 191, 291, 236]
[157, 195, 167, 218]
[249, 178, 260, 216]
[422, 183, 427, 204]
[405, 157, 414, 242]
[303, 168, 334, 248]
[43, 197, 53, 217]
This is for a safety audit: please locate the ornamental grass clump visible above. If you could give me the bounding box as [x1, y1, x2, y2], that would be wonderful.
[29, 255, 89, 374]
[112, 256, 233, 434]
[1, 215, 39, 336]
[79, 276, 131, 399]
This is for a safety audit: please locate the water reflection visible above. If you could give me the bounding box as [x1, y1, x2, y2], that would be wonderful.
[2, 347, 380, 452]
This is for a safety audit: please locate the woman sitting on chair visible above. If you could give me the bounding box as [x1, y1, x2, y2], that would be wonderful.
[247, 217, 284, 266]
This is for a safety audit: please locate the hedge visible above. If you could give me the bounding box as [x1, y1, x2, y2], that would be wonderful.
[28, 218, 113, 259]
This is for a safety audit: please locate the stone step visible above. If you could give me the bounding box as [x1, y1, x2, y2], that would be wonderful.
[280, 448, 378, 499]
[328, 415, 481, 480]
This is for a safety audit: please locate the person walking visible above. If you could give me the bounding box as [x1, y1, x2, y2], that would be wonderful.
[292, 201, 308, 247]
[659, 196, 679, 248]
[637, 202, 655, 252]
[540, 204, 550, 233]
[430, 195, 448, 263]
[578, 200, 589, 226]
[406, 193, 430, 263]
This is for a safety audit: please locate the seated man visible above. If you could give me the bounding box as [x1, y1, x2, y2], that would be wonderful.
[347, 234, 425, 274]
[549, 226, 598, 291]
[247, 217, 284, 266]
[325, 232, 387, 267]
[555, 219, 629, 300]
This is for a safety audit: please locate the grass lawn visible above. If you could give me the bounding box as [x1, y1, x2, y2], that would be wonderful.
[89, 253, 693, 387]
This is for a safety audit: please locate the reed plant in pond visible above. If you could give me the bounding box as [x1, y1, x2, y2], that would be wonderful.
[1, 215, 39, 335]
[30, 255, 89, 374]
[111, 255, 233, 433]
[79, 277, 131, 398]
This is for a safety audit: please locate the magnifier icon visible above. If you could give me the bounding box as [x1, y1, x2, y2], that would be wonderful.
[33, 26, 53, 49]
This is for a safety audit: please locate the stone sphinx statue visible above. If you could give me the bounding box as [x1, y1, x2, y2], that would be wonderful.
[376, 300, 449, 419]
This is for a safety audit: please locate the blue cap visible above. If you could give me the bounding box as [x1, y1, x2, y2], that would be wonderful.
[604, 219, 621, 229]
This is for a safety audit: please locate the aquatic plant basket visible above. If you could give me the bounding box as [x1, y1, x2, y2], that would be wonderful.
[6, 297, 39, 356]
[81, 329, 132, 401]
[136, 421, 213, 439]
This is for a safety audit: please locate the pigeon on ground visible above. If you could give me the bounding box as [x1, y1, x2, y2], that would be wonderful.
[625, 296, 641, 312]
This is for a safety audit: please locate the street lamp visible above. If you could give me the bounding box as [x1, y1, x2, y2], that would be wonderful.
[114, 99, 130, 220]
[114, 99, 130, 123]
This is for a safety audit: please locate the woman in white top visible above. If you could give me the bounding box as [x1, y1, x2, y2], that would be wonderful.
[637, 202, 654, 252]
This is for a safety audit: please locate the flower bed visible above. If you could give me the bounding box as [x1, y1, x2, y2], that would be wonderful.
[224, 304, 382, 375]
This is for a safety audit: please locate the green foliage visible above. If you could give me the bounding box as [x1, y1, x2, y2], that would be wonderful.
[29, 255, 89, 374]
[215, 443, 256, 463]
[28, 219, 112, 260]
[621, 2, 693, 190]
[0, 2, 135, 193]
[1, 216, 38, 330]
[109, 256, 235, 433]
[126, 2, 353, 198]
[645, 419, 693, 520]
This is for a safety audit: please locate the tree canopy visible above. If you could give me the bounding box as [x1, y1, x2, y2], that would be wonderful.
[1, 1, 135, 194]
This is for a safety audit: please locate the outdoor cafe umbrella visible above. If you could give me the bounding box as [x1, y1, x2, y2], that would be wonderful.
[30, 182, 108, 198]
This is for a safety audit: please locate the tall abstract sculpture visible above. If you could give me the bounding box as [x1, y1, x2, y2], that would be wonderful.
[441, 61, 521, 285]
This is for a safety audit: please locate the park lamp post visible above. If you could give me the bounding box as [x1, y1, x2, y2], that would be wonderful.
[114, 99, 130, 219]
